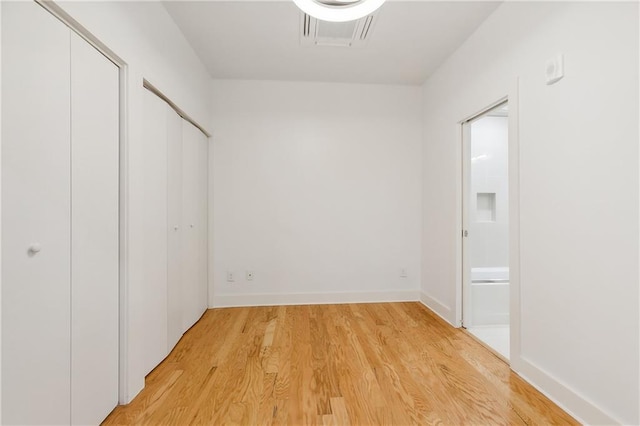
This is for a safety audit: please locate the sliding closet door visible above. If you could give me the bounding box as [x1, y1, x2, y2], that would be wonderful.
[1, 2, 72, 424]
[141, 89, 169, 373]
[182, 122, 208, 331]
[70, 33, 119, 425]
[167, 109, 184, 350]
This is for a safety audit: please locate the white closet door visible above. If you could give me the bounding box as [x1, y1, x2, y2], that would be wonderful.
[142, 89, 169, 373]
[167, 109, 184, 350]
[181, 122, 208, 332]
[70, 33, 119, 425]
[195, 129, 209, 319]
[1, 2, 72, 424]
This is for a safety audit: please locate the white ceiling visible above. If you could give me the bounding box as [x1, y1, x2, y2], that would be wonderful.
[163, 1, 501, 85]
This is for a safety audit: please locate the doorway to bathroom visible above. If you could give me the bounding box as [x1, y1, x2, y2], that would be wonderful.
[461, 101, 510, 360]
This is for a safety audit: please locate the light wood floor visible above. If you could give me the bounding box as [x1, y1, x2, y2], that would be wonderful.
[103, 303, 577, 425]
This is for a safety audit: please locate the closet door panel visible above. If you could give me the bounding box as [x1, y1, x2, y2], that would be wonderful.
[1, 2, 72, 424]
[70, 33, 119, 425]
[167, 109, 183, 350]
[196, 131, 209, 316]
[181, 122, 203, 331]
[141, 89, 169, 373]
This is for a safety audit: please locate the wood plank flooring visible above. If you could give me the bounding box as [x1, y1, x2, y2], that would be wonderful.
[102, 303, 577, 425]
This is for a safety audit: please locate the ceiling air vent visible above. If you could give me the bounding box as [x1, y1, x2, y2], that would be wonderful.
[300, 12, 377, 48]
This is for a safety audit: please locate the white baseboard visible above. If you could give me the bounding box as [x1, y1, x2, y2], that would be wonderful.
[211, 290, 420, 308]
[419, 292, 455, 326]
[122, 377, 144, 405]
[512, 356, 619, 425]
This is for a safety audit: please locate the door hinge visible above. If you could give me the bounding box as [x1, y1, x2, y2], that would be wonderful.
[463, 230, 468, 237]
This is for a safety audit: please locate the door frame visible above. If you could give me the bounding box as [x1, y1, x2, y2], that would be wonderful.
[34, 0, 130, 404]
[454, 79, 521, 365]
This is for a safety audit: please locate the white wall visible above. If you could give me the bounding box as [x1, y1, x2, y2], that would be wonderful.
[210, 80, 422, 307]
[58, 1, 211, 128]
[421, 2, 638, 424]
[0, 3, 4, 420]
[52, 1, 212, 403]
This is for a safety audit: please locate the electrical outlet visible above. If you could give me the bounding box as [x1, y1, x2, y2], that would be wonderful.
[400, 268, 408, 278]
[246, 270, 254, 281]
[226, 271, 235, 282]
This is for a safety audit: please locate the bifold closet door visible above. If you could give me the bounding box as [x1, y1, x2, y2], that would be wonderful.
[1, 2, 72, 424]
[181, 122, 208, 332]
[141, 89, 208, 366]
[70, 32, 119, 425]
[167, 109, 184, 350]
[141, 88, 170, 373]
[195, 126, 209, 321]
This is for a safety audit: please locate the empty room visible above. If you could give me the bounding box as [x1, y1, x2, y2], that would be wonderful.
[1, 0, 638, 425]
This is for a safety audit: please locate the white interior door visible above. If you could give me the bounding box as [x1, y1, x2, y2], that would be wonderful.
[1, 2, 72, 424]
[167, 109, 184, 350]
[181, 122, 208, 331]
[195, 128, 209, 318]
[141, 88, 170, 373]
[70, 32, 120, 425]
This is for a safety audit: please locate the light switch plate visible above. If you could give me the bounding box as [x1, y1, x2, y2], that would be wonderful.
[546, 54, 564, 85]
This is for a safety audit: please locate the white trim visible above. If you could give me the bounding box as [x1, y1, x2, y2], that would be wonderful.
[508, 78, 522, 368]
[212, 290, 419, 308]
[460, 120, 470, 328]
[143, 80, 210, 138]
[515, 357, 619, 425]
[0, 2, 4, 419]
[208, 141, 215, 309]
[117, 70, 130, 404]
[35, 0, 124, 67]
[419, 292, 454, 326]
[454, 122, 464, 328]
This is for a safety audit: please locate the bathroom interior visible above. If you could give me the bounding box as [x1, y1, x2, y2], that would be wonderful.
[465, 102, 510, 360]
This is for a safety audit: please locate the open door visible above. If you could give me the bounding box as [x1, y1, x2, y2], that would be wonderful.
[461, 101, 510, 361]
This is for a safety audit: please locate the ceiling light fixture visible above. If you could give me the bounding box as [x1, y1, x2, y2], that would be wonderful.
[292, 0, 385, 22]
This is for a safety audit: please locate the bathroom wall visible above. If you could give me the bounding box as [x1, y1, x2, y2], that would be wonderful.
[469, 115, 508, 269]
